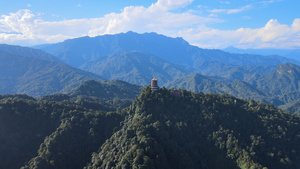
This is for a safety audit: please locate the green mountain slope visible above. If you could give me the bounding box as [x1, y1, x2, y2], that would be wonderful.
[1, 87, 299, 169]
[0, 44, 60, 62]
[223, 47, 300, 61]
[195, 61, 276, 82]
[164, 73, 278, 105]
[254, 63, 300, 103]
[165, 73, 229, 93]
[79, 51, 189, 85]
[86, 87, 300, 169]
[0, 95, 122, 169]
[67, 79, 142, 100]
[166, 63, 300, 108]
[0, 50, 103, 96]
[34, 31, 195, 67]
[35, 32, 298, 79]
[279, 98, 300, 114]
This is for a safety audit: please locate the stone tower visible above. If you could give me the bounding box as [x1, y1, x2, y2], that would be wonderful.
[151, 78, 159, 91]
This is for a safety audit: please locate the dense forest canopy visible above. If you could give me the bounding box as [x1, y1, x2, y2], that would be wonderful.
[0, 87, 299, 169]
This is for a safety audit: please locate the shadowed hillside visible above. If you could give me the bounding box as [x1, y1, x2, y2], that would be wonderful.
[0, 87, 299, 169]
[0, 50, 103, 96]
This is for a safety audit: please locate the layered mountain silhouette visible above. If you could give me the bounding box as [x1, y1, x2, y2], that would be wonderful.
[0, 46, 103, 96]
[1, 31, 300, 169]
[35, 32, 298, 80]
[166, 63, 300, 108]
[67, 79, 142, 100]
[79, 51, 189, 85]
[224, 46, 300, 61]
[279, 98, 300, 114]
[0, 44, 60, 62]
[34, 31, 194, 68]
[165, 73, 277, 105]
[1, 32, 300, 113]
[254, 63, 300, 103]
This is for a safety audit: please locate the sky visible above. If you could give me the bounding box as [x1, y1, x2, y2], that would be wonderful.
[0, 0, 299, 49]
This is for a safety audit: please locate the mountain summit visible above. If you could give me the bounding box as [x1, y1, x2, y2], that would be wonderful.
[35, 32, 298, 73]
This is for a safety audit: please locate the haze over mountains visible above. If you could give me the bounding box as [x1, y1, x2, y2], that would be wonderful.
[36, 32, 299, 79]
[33, 31, 300, 85]
[1, 31, 300, 169]
[224, 47, 300, 61]
[0, 45, 103, 96]
[1, 31, 300, 112]
[79, 51, 188, 85]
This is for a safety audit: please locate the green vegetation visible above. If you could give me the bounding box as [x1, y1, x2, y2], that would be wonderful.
[86, 87, 300, 169]
[166, 63, 300, 113]
[254, 63, 300, 103]
[1, 87, 298, 169]
[0, 94, 123, 169]
[79, 51, 188, 86]
[67, 79, 142, 101]
[165, 73, 280, 106]
[2, 42, 300, 115]
[0, 50, 103, 96]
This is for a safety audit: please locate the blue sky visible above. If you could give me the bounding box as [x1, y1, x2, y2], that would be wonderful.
[0, 0, 299, 49]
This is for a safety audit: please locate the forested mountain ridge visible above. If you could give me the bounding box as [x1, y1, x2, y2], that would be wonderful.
[2, 41, 300, 113]
[254, 63, 300, 96]
[166, 63, 300, 111]
[86, 87, 300, 169]
[67, 79, 142, 101]
[223, 47, 300, 61]
[0, 49, 104, 96]
[0, 44, 60, 62]
[279, 98, 300, 114]
[79, 51, 189, 85]
[252, 63, 300, 105]
[35, 31, 299, 80]
[165, 72, 277, 105]
[0, 94, 124, 169]
[34, 31, 194, 68]
[1, 87, 298, 169]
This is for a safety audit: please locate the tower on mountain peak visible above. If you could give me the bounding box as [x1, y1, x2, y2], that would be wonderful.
[151, 78, 159, 91]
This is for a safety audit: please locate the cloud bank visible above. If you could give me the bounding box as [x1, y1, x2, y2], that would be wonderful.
[179, 19, 300, 49]
[208, 5, 252, 14]
[0, 0, 299, 49]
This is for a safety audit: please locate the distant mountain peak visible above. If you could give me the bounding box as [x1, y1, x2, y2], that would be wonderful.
[275, 63, 300, 76]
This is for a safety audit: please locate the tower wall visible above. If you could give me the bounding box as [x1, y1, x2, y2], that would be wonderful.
[151, 78, 159, 91]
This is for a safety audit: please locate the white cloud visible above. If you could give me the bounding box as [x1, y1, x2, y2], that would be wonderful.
[208, 5, 252, 14]
[0, 10, 37, 36]
[259, 0, 282, 4]
[0, 0, 220, 46]
[177, 19, 300, 49]
[0, 0, 299, 49]
[151, 0, 194, 11]
[220, 1, 230, 5]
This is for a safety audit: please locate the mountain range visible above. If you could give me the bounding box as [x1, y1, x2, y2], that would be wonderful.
[166, 63, 300, 107]
[79, 51, 189, 85]
[224, 46, 300, 61]
[0, 87, 299, 169]
[1, 31, 300, 113]
[0, 45, 103, 96]
[1, 31, 300, 169]
[164, 73, 276, 104]
[35, 31, 299, 82]
[67, 79, 142, 101]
